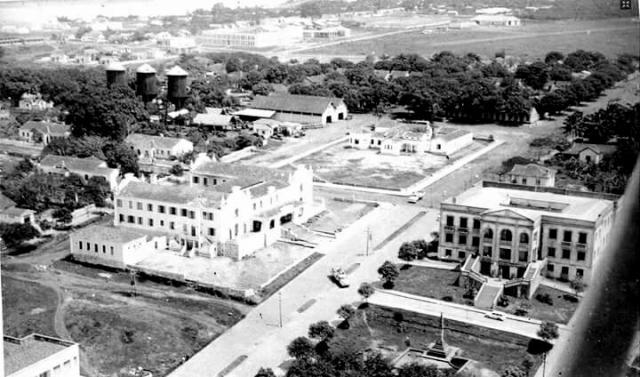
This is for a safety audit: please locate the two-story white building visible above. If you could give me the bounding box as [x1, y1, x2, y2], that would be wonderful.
[438, 182, 616, 301]
[125, 134, 193, 162]
[72, 161, 322, 265]
[39, 155, 120, 190]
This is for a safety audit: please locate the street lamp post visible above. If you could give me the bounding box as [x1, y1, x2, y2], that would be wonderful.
[278, 291, 283, 328]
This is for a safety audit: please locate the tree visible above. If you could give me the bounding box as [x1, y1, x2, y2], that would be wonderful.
[537, 321, 560, 341]
[398, 362, 443, 377]
[378, 261, 399, 288]
[538, 92, 567, 117]
[570, 277, 586, 298]
[501, 365, 528, 377]
[67, 85, 148, 141]
[515, 61, 549, 90]
[308, 321, 334, 341]
[254, 367, 276, 377]
[544, 51, 565, 65]
[53, 207, 73, 224]
[251, 82, 272, 96]
[337, 304, 356, 329]
[103, 142, 139, 176]
[0, 223, 40, 248]
[287, 336, 314, 359]
[398, 241, 419, 261]
[357, 282, 375, 303]
[169, 164, 184, 176]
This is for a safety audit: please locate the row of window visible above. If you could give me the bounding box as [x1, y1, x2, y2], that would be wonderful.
[548, 228, 588, 244]
[547, 247, 586, 261]
[547, 264, 584, 279]
[445, 216, 481, 229]
[39, 356, 78, 377]
[78, 241, 114, 256]
[116, 199, 223, 220]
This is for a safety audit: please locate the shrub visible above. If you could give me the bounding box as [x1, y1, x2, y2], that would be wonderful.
[536, 293, 553, 305]
[398, 241, 418, 261]
[514, 309, 528, 317]
[498, 296, 510, 307]
[442, 296, 453, 302]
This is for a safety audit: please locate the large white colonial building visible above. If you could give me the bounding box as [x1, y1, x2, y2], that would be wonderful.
[348, 122, 473, 156]
[438, 182, 616, 304]
[71, 161, 321, 265]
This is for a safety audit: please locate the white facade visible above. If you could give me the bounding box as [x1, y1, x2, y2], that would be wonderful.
[39, 155, 120, 190]
[197, 27, 301, 48]
[70, 225, 163, 268]
[438, 184, 616, 286]
[302, 26, 351, 40]
[503, 164, 556, 187]
[348, 124, 473, 156]
[112, 162, 319, 260]
[125, 134, 194, 162]
[4, 334, 80, 377]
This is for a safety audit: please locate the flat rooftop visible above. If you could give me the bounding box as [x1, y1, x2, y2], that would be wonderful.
[444, 186, 613, 222]
[71, 224, 151, 244]
[4, 334, 76, 375]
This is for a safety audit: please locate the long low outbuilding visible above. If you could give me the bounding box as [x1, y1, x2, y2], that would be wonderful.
[248, 94, 348, 127]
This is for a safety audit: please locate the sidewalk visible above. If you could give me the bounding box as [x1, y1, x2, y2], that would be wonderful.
[168, 204, 428, 377]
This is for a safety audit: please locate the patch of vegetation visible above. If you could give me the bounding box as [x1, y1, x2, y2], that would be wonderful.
[1, 276, 57, 337]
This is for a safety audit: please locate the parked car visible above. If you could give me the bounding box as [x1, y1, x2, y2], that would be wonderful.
[330, 267, 350, 288]
[485, 311, 506, 321]
[407, 191, 425, 203]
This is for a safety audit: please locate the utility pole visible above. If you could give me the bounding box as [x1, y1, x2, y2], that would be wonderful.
[543, 351, 547, 377]
[278, 291, 283, 328]
[365, 226, 371, 256]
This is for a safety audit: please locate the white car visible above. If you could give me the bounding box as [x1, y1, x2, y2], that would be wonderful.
[485, 311, 506, 321]
[407, 191, 425, 204]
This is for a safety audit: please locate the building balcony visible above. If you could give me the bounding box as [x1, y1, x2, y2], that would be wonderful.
[458, 227, 469, 235]
[471, 228, 480, 234]
[561, 241, 573, 247]
[576, 243, 587, 250]
[444, 225, 455, 232]
[500, 240, 512, 246]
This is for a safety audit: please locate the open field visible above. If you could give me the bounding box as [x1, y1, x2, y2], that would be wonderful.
[3, 244, 250, 377]
[332, 305, 544, 374]
[1, 275, 58, 338]
[297, 140, 485, 190]
[305, 18, 640, 59]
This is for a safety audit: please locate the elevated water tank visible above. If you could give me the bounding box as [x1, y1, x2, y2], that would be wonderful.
[105, 62, 126, 88]
[166, 65, 188, 108]
[136, 63, 158, 102]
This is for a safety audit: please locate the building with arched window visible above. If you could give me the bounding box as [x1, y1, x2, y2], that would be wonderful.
[438, 182, 617, 304]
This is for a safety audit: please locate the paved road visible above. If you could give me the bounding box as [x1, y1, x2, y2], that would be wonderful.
[169, 205, 435, 376]
[368, 290, 571, 340]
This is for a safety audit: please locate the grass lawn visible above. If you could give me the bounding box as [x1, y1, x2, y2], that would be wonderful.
[503, 286, 579, 324]
[376, 265, 471, 305]
[332, 305, 544, 374]
[1, 275, 58, 338]
[306, 18, 639, 59]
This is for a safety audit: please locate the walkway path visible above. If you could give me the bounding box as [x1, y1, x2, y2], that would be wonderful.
[168, 205, 435, 376]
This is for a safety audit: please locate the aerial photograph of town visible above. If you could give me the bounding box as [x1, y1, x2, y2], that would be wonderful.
[0, 0, 638, 376]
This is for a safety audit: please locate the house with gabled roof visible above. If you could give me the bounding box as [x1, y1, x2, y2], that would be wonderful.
[18, 121, 70, 145]
[39, 155, 120, 190]
[247, 94, 348, 127]
[125, 133, 193, 162]
[561, 143, 617, 165]
[0, 193, 35, 225]
[503, 163, 556, 187]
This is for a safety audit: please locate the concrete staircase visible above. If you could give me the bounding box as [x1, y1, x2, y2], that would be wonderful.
[474, 282, 503, 310]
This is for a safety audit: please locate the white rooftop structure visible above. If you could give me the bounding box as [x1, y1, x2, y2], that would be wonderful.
[444, 186, 613, 222]
[166, 65, 188, 76]
[136, 63, 156, 74]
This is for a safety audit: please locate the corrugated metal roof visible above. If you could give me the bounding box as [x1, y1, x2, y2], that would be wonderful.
[250, 94, 344, 115]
